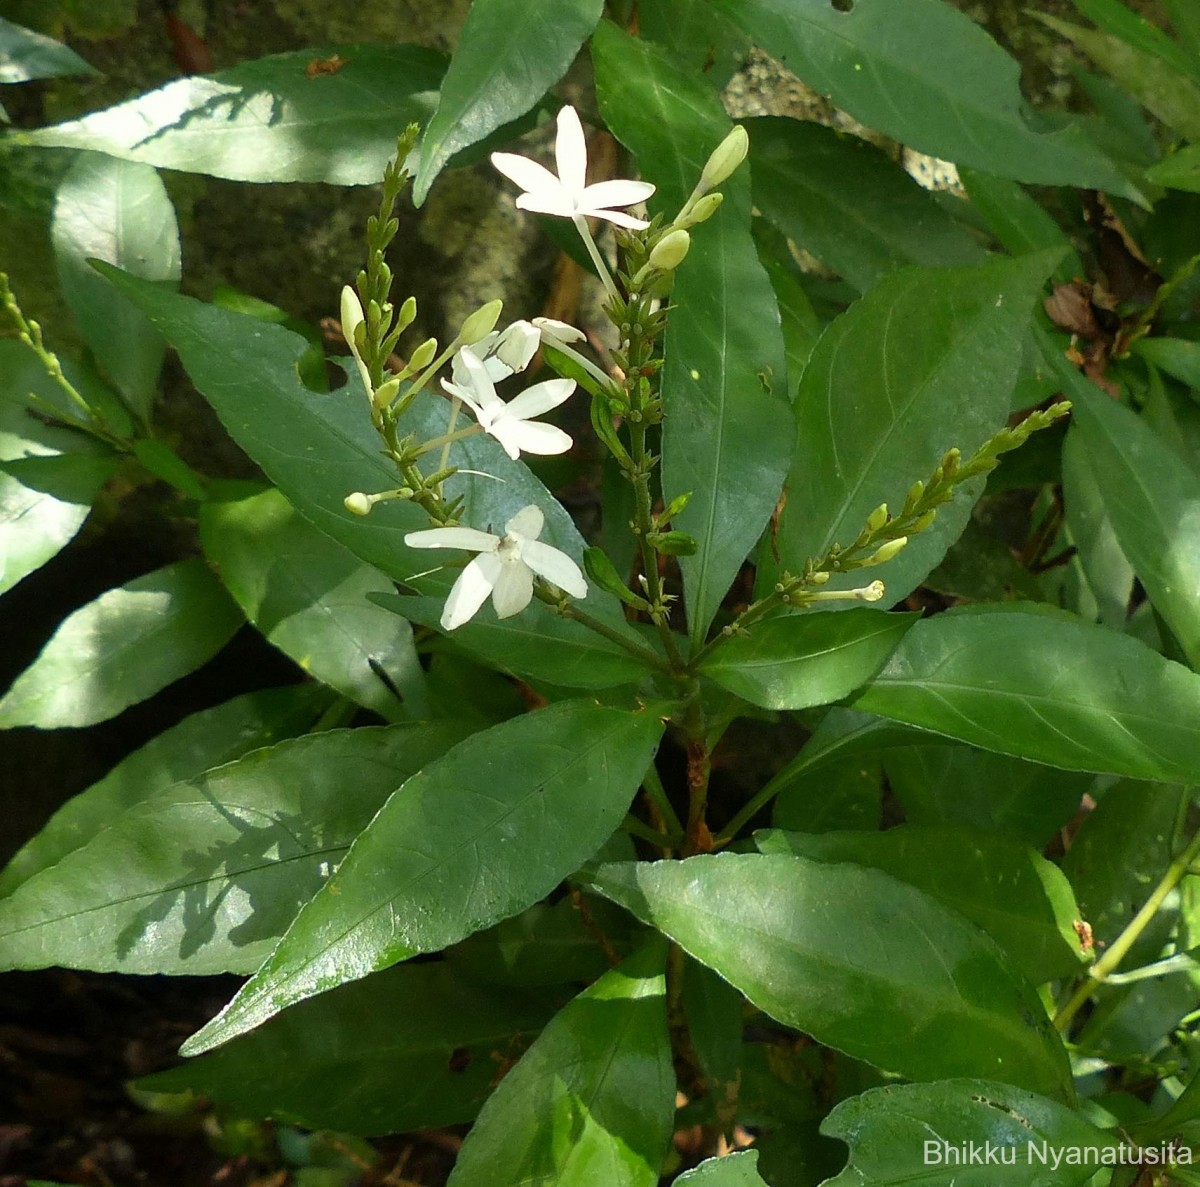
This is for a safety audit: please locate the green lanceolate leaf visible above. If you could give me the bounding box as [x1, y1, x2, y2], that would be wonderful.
[201, 488, 427, 719]
[854, 605, 1200, 783]
[756, 825, 1088, 984]
[775, 252, 1063, 606]
[593, 23, 792, 648]
[705, 0, 1133, 194]
[447, 940, 675, 1187]
[1147, 142, 1200, 193]
[698, 608, 917, 710]
[20, 45, 445, 184]
[675, 1152, 768, 1186]
[51, 153, 180, 424]
[0, 683, 331, 897]
[748, 117, 985, 292]
[587, 854, 1071, 1095]
[638, 0, 752, 89]
[821, 1079, 1120, 1186]
[0, 557, 243, 729]
[414, 0, 604, 204]
[0, 724, 466, 974]
[0, 16, 96, 82]
[181, 702, 664, 1054]
[1135, 338, 1200, 390]
[140, 963, 559, 1135]
[94, 267, 650, 689]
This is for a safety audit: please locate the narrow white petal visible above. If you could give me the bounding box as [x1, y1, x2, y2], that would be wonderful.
[491, 152, 561, 197]
[456, 348, 502, 410]
[503, 378, 575, 421]
[531, 316, 586, 344]
[580, 179, 656, 209]
[555, 106, 588, 196]
[490, 555, 535, 619]
[442, 552, 503, 629]
[405, 526, 499, 552]
[583, 208, 651, 230]
[514, 191, 577, 218]
[494, 419, 573, 457]
[520, 540, 587, 597]
[505, 504, 545, 539]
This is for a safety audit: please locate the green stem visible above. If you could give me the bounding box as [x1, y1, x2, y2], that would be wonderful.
[416, 421, 481, 457]
[573, 215, 620, 304]
[1055, 826, 1200, 1032]
[641, 762, 685, 841]
[622, 814, 675, 848]
[714, 767, 794, 847]
[551, 598, 674, 675]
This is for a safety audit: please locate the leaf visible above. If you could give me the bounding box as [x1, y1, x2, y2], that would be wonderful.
[704, 0, 1134, 194]
[200, 488, 427, 720]
[1135, 337, 1200, 390]
[181, 702, 664, 1054]
[675, 1152, 768, 1186]
[413, 0, 603, 204]
[0, 16, 96, 82]
[1068, 378, 1200, 667]
[51, 152, 180, 424]
[0, 683, 330, 897]
[593, 24, 793, 647]
[586, 854, 1071, 1095]
[0, 723, 466, 974]
[1068, 0, 1200, 82]
[446, 940, 675, 1187]
[0, 453, 115, 597]
[20, 45, 445, 184]
[0, 557, 243, 728]
[639, 0, 752, 89]
[772, 755, 882, 835]
[97, 268, 650, 689]
[774, 253, 1061, 606]
[140, 963, 559, 1135]
[748, 117, 985, 292]
[699, 609, 916, 710]
[853, 605, 1200, 783]
[752, 222, 822, 401]
[756, 825, 1088, 984]
[820, 1079, 1120, 1186]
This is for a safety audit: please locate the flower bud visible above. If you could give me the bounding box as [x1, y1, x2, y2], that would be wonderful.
[373, 375, 401, 410]
[648, 228, 691, 273]
[340, 286, 365, 346]
[344, 492, 374, 516]
[858, 580, 886, 602]
[864, 536, 908, 566]
[865, 503, 889, 534]
[909, 510, 937, 534]
[700, 126, 749, 192]
[408, 337, 438, 373]
[458, 299, 503, 346]
[677, 192, 723, 229]
[396, 295, 417, 333]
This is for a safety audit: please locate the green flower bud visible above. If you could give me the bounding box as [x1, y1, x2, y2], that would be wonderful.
[648, 530, 698, 557]
[372, 375, 402, 410]
[677, 192, 723, 229]
[864, 536, 908, 566]
[865, 503, 889, 534]
[909, 510, 937, 534]
[584, 547, 648, 609]
[458, 299, 503, 346]
[408, 337, 438, 373]
[700, 126, 749, 191]
[648, 229, 691, 273]
[344, 492, 373, 516]
[397, 295, 417, 333]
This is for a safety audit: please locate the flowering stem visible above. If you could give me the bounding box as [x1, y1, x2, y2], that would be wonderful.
[437, 395, 463, 474]
[415, 421, 481, 458]
[548, 597, 673, 674]
[573, 215, 620, 304]
[1055, 825, 1200, 1032]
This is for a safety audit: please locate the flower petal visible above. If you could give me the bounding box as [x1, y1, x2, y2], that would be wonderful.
[490, 554, 534, 619]
[455, 348, 502, 410]
[405, 526, 498, 553]
[531, 316, 586, 344]
[490, 152, 562, 198]
[505, 504, 544, 539]
[491, 419, 574, 457]
[495, 321, 540, 374]
[520, 540, 587, 598]
[580, 207, 651, 230]
[514, 191, 578, 219]
[579, 179, 656, 209]
[554, 105, 588, 196]
[502, 378, 576, 421]
[442, 552, 503, 629]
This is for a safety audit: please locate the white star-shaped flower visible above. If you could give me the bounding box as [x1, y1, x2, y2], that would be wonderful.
[491, 106, 656, 230]
[405, 505, 587, 630]
[456, 317, 588, 385]
[444, 346, 574, 460]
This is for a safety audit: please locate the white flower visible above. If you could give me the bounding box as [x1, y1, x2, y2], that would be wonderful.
[444, 346, 574, 460]
[405, 504, 587, 630]
[457, 317, 588, 385]
[491, 106, 656, 230]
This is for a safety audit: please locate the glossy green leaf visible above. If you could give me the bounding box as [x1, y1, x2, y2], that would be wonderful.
[0, 684, 330, 897]
[0, 453, 115, 596]
[705, 0, 1133, 194]
[821, 1079, 1120, 1186]
[141, 963, 559, 1135]
[182, 702, 664, 1054]
[772, 755, 882, 835]
[749, 117, 984, 291]
[1069, 378, 1200, 667]
[676, 1152, 768, 1186]
[0, 16, 96, 82]
[414, 0, 603, 204]
[639, 0, 751, 88]
[447, 940, 675, 1187]
[854, 605, 1200, 783]
[0, 557, 243, 728]
[1147, 142, 1200, 193]
[0, 724, 465, 974]
[201, 488, 427, 720]
[752, 222, 822, 401]
[587, 854, 1071, 1095]
[96, 267, 649, 688]
[1135, 337, 1200, 390]
[756, 825, 1087, 984]
[21, 45, 444, 184]
[882, 745, 1091, 849]
[51, 152, 180, 423]
[593, 24, 792, 647]
[775, 253, 1060, 606]
[699, 608, 916, 710]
